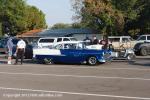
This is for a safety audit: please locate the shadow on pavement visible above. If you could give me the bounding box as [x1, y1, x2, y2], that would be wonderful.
[0, 61, 7, 64]
[130, 62, 150, 67]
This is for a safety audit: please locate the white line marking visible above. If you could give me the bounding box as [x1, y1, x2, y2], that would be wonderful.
[1, 64, 150, 71]
[0, 87, 150, 100]
[0, 71, 150, 81]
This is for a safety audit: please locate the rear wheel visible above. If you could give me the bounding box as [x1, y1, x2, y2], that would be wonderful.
[140, 47, 148, 56]
[127, 54, 136, 61]
[87, 56, 97, 65]
[127, 54, 136, 64]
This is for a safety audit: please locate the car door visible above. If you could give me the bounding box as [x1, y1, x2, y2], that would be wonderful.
[59, 44, 84, 63]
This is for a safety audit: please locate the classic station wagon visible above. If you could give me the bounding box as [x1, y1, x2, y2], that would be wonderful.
[33, 41, 112, 65]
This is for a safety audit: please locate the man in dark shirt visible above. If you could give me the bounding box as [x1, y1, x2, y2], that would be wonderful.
[92, 36, 99, 44]
[83, 36, 92, 45]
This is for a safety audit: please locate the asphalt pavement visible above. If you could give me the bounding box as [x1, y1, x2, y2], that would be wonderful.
[0, 56, 150, 100]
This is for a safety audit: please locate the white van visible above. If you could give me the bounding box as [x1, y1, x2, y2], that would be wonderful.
[108, 36, 136, 49]
[37, 37, 77, 48]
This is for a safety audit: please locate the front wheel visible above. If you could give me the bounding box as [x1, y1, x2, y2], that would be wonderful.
[87, 56, 97, 66]
[140, 47, 148, 56]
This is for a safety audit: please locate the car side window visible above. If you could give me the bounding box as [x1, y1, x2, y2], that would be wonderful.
[64, 44, 70, 49]
[109, 38, 120, 42]
[69, 44, 77, 49]
[122, 38, 127, 43]
[138, 36, 146, 41]
[64, 44, 76, 49]
[122, 38, 129, 43]
[57, 38, 62, 42]
[147, 36, 150, 40]
[54, 44, 63, 49]
[63, 38, 70, 41]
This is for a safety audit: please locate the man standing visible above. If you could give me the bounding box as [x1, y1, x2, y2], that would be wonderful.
[92, 36, 99, 44]
[15, 39, 26, 65]
[7, 37, 14, 64]
[83, 36, 92, 45]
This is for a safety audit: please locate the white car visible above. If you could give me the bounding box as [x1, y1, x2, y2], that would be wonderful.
[137, 34, 150, 43]
[37, 37, 77, 48]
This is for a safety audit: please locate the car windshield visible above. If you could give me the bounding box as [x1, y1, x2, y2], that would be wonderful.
[108, 38, 120, 42]
[137, 36, 146, 41]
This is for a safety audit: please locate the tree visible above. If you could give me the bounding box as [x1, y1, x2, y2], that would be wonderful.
[111, 0, 140, 35]
[0, 0, 47, 36]
[25, 6, 47, 30]
[72, 0, 150, 36]
[111, 0, 150, 34]
[0, 0, 27, 36]
[0, 23, 2, 37]
[135, 0, 150, 33]
[51, 23, 71, 29]
[72, 0, 124, 36]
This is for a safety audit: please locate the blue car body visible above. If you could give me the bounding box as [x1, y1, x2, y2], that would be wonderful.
[33, 42, 112, 65]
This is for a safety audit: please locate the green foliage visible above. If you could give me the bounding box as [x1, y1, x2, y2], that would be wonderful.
[0, 0, 47, 36]
[71, 23, 85, 28]
[135, 0, 150, 33]
[25, 6, 47, 30]
[51, 23, 71, 29]
[72, 0, 124, 36]
[0, 23, 2, 37]
[72, 0, 150, 36]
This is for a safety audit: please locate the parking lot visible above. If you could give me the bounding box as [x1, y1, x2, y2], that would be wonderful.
[0, 56, 150, 100]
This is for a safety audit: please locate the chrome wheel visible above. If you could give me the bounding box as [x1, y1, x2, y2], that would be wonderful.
[88, 57, 97, 65]
[140, 47, 148, 56]
[127, 54, 136, 61]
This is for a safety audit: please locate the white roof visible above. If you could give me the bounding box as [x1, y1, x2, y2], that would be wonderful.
[39, 37, 75, 39]
[108, 36, 131, 38]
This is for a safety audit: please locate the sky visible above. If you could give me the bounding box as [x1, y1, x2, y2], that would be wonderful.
[27, 0, 74, 27]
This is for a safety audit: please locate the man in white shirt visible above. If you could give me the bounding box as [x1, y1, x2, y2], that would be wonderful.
[15, 39, 26, 65]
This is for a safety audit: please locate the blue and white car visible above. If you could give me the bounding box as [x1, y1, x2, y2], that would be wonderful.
[33, 41, 112, 65]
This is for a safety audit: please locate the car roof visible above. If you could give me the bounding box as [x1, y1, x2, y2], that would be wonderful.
[55, 41, 81, 44]
[39, 37, 75, 39]
[108, 36, 131, 38]
[140, 34, 150, 36]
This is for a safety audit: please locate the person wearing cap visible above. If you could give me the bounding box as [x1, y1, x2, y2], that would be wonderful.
[15, 39, 26, 65]
[7, 37, 14, 64]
